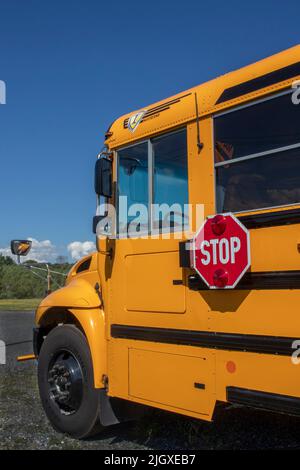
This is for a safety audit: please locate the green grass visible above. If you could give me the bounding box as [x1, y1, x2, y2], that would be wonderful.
[0, 298, 42, 311]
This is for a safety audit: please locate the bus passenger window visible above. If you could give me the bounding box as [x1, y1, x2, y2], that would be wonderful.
[214, 92, 300, 213]
[152, 129, 188, 231]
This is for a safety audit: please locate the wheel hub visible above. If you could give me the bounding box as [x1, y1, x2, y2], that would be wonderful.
[48, 351, 83, 414]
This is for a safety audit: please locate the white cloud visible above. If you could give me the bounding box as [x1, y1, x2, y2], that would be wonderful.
[0, 238, 96, 264]
[0, 237, 59, 263]
[67, 241, 96, 261]
[27, 238, 58, 262]
[0, 246, 13, 258]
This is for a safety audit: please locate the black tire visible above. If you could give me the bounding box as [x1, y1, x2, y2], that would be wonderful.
[38, 324, 103, 439]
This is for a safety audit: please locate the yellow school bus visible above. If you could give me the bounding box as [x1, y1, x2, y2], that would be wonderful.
[34, 45, 300, 438]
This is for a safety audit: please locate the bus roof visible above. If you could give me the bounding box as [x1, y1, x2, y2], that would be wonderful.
[105, 45, 300, 149]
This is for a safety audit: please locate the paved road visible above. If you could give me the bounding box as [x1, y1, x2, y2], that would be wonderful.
[1, 310, 300, 450]
[0, 310, 149, 450]
[0, 311, 34, 368]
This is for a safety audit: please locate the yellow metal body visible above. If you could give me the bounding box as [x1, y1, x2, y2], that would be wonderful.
[36, 45, 300, 421]
[36, 254, 107, 388]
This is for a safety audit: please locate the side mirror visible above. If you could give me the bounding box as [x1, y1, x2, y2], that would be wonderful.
[95, 157, 112, 198]
[11, 240, 32, 257]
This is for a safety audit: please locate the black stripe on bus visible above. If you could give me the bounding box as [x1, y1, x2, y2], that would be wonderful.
[238, 208, 300, 229]
[227, 387, 300, 416]
[187, 271, 300, 291]
[111, 324, 295, 356]
[216, 61, 300, 104]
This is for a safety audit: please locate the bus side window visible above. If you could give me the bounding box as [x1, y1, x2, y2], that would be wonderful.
[214, 92, 300, 213]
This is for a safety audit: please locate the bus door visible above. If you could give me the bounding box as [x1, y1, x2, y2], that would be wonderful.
[105, 129, 216, 416]
[111, 129, 189, 322]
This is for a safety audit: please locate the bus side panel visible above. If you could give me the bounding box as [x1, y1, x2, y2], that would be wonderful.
[216, 350, 300, 402]
[107, 339, 216, 420]
[108, 338, 300, 418]
[201, 289, 300, 338]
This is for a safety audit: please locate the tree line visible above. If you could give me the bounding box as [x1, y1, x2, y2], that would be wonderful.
[0, 255, 72, 299]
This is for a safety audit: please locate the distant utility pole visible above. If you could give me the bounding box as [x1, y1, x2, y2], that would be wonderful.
[46, 264, 51, 295]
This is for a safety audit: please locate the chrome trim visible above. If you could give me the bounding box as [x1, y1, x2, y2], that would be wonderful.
[211, 116, 218, 217]
[214, 142, 300, 168]
[231, 202, 300, 216]
[116, 138, 149, 152]
[114, 127, 187, 152]
[148, 139, 153, 233]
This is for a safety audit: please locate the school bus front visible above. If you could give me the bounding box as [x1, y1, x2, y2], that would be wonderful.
[34, 44, 300, 438]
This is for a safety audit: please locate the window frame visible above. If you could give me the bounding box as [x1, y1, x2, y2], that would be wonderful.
[213, 88, 300, 214]
[116, 127, 188, 237]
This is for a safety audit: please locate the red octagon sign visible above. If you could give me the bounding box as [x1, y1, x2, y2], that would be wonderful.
[191, 213, 251, 289]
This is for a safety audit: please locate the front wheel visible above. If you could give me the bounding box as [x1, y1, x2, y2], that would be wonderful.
[38, 324, 102, 439]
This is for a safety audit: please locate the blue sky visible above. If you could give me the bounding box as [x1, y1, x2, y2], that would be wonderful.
[0, 0, 299, 261]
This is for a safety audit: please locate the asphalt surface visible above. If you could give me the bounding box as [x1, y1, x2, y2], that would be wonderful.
[1, 310, 300, 450]
[0, 311, 34, 368]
